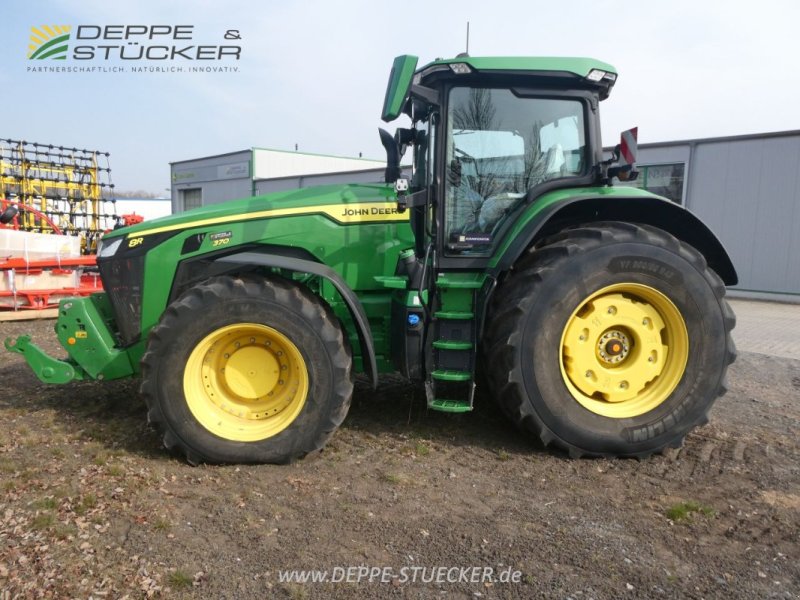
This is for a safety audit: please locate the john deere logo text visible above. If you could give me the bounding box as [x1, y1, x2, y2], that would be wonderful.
[28, 25, 72, 60]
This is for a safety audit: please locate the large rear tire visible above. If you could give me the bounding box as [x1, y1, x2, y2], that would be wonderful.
[484, 222, 736, 458]
[141, 276, 353, 464]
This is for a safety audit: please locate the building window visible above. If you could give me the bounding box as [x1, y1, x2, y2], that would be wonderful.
[620, 163, 685, 204]
[180, 188, 202, 211]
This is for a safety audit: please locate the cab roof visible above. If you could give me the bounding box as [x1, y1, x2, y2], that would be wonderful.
[381, 54, 618, 122]
[421, 55, 617, 78]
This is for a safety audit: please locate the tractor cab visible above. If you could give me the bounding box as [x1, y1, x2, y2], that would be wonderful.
[380, 55, 619, 264]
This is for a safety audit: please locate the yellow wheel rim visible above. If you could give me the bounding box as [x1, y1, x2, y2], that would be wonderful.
[184, 323, 308, 442]
[559, 283, 689, 418]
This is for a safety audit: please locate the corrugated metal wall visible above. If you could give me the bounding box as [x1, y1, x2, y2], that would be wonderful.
[639, 131, 800, 297]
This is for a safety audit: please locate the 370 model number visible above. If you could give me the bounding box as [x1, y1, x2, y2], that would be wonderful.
[209, 231, 233, 247]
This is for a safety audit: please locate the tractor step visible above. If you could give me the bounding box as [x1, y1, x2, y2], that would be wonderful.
[434, 310, 474, 320]
[428, 398, 473, 413]
[435, 275, 484, 289]
[431, 369, 471, 382]
[373, 275, 408, 289]
[432, 340, 473, 350]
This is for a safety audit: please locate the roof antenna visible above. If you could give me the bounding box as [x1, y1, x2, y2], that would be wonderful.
[457, 21, 470, 58]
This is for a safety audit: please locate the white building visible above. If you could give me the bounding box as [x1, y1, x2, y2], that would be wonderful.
[170, 147, 385, 212]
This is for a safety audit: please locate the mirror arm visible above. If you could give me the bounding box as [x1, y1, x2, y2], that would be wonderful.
[409, 84, 439, 106]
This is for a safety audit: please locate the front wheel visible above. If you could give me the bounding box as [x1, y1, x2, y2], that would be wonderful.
[141, 276, 353, 464]
[484, 222, 736, 458]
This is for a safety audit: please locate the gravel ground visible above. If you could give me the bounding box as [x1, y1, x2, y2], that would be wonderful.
[1, 318, 798, 599]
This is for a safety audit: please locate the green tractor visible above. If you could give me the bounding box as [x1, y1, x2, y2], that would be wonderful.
[5, 54, 736, 464]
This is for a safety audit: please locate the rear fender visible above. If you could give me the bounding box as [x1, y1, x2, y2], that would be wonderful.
[493, 195, 737, 285]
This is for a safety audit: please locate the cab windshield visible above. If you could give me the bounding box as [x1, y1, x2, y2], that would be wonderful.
[445, 87, 587, 251]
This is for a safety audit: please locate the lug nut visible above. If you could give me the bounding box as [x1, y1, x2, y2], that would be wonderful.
[619, 381, 628, 389]
[608, 306, 617, 315]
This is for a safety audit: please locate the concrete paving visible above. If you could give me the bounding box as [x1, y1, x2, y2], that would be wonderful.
[727, 298, 800, 360]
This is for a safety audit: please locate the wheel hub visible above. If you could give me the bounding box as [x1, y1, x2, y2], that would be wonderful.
[224, 345, 279, 399]
[559, 284, 689, 418]
[597, 330, 631, 365]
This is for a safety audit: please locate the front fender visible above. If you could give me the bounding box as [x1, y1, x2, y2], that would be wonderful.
[212, 250, 378, 389]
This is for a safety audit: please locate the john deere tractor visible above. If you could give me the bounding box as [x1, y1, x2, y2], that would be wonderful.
[5, 55, 736, 464]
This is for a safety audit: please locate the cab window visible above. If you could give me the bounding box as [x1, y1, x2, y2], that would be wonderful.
[444, 87, 587, 252]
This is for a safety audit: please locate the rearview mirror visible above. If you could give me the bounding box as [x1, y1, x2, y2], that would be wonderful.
[608, 127, 639, 182]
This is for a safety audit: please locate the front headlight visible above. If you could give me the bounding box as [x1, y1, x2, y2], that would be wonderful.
[97, 237, 123, 258]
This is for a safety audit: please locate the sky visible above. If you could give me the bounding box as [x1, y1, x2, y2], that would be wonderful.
[1, 0, 799, 194]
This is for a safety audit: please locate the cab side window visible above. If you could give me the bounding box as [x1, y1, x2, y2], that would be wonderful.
[445, 88, 586, 252]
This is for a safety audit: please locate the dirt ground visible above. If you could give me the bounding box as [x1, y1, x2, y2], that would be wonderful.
[1, 318, 798, 599]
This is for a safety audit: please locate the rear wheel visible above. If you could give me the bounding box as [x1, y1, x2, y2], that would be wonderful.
[141, 275, 353, 464]
[484, 222, 736, 458]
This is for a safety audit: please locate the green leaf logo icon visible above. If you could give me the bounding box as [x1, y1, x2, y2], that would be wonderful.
[28, 25, 71, 60]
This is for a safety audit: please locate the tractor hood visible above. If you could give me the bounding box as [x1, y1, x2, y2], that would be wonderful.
[96, 181, 414, 348]
[105, 183, 405, 242]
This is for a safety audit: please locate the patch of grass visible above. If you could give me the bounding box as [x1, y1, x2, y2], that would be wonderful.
[153, 516, 171, 532]
[107, 464, 124, 477]
[414, 442, 430, 457]
[76, 493, 97, 515]
[284, 584, 309, 600]
[32, 512, 55, 530]
[33, 496, 58, 510]
[92, 452, 108, 467]
[666, 501, 715, 522]
[382, 472, 408, 485]
[167, 570, 193, 589]
[81, 425, 107, 441]
[18, 469, 37, 482]
[53, 524, 78, 540]
[52, 487, 71, 499]
[50, 447, 65, 458]
[496, 449, 510, 461]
